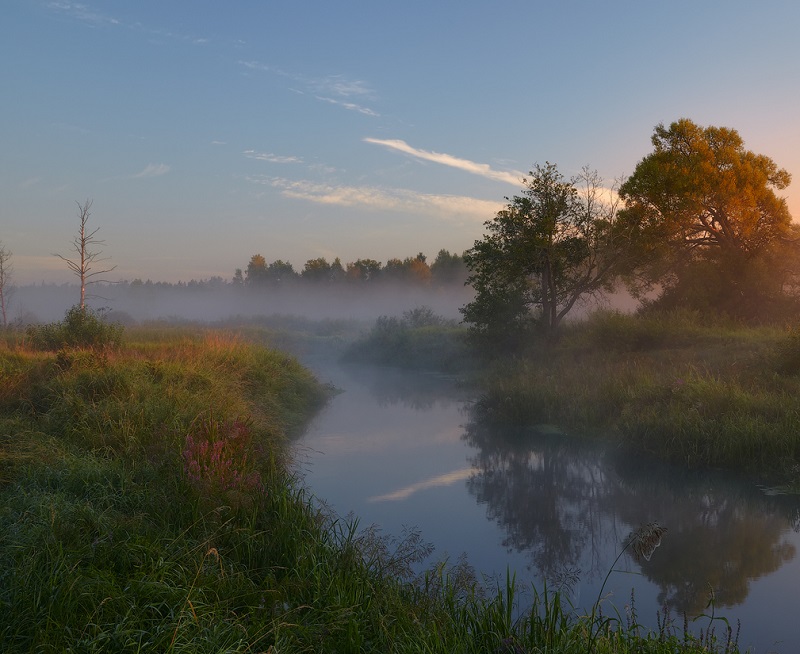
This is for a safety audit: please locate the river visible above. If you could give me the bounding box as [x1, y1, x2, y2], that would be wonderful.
[294, 359, 800, 654]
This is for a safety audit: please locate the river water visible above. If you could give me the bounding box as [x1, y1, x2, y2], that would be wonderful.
[294, 360, 800, 654]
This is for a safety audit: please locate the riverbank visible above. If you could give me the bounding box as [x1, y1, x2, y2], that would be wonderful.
[0, 323, 745, 652]
[474, 310, 800, 482]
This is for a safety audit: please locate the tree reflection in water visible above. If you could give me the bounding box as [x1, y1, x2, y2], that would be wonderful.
[463, 413, 800, 615]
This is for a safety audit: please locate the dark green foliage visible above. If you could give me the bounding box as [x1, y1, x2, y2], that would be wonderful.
[462, 164, 627, 342]
[26, 305, 123, 351]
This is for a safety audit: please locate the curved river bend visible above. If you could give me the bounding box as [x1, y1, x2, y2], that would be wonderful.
[294, 361, 800, 654]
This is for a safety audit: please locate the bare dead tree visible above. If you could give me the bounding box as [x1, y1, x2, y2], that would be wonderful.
[0, 241, 12, 327]
[55, 199, 116, 310]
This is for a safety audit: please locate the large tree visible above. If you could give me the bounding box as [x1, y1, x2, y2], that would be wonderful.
[618, 118, 797, 317]
[462, 163, 627, 341]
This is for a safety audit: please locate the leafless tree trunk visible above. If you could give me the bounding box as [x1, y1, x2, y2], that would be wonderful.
[0, 241, 12, 327]
[54, 199, 116, 310]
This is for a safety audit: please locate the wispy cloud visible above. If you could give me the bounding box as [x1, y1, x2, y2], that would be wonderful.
[365, 138, 523, 186]
[211, 140, 227, 146]
[238, 60, 379, 116]
[49, 2, 209, 44]
[369, 468, 476, 502]
[312, 75, 373, 99]
[246, 176, 501, 222]
[315, 96, 379, 116]
[243, 150, 303, 164]
[48, 2, 120, 26]
[133, 163, 170, 178]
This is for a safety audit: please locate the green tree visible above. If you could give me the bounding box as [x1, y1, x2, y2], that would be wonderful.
[245, 254, 268, 286]
[346, 258, 382, 282]
[329, 257, 346, 283]
[301, 257, 333, 282]
[302, 257, 345, 283]
[382, 257, 406, 282]
[618, 118, 797, 318]
[430, 249, 468, 285]
[462, 163, 625, 341]
[265, 259, 297, 284]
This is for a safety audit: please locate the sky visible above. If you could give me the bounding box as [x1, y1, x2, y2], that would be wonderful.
[3, 1, 800, 284]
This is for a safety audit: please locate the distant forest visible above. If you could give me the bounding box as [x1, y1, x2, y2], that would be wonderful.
[81, 249, 469, 290]
[229, 249, 466, 289]
[10, 250, 473, 325]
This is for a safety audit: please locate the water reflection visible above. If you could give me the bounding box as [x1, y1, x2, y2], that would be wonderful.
[464, 415, 800, 615]
[609, 455, 799, 614]
[297, 361, 800, 651]
[369, 468, 475, 502]
[464, 423, 622, 583]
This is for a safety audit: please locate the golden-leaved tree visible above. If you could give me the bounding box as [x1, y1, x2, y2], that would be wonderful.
[618, 118, 799, 319]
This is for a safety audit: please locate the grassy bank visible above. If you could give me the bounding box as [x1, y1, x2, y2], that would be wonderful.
[475, 310, 800, 480]
[0, 322, 743, 652]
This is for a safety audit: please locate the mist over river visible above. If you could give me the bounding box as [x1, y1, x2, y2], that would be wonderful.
[295, 359, 800, 654]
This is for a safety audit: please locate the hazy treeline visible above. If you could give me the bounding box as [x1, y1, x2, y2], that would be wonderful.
[236, 249, 467, 287]
[7, 250, 473, 325]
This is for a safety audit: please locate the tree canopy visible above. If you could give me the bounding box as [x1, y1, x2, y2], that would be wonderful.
[618, 118, 797, 318]
[462, 163, 627, 342]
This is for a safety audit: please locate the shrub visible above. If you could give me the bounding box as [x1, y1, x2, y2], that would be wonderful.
[26, 305, 123, 351]
[343, 307, 472, 371]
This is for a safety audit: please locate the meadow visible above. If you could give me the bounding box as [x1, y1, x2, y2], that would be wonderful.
[0, 311, 748, 652]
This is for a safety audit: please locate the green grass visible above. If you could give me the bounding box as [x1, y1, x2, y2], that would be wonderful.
[0, 322, 746, 652]
[474, 309, 800, 479]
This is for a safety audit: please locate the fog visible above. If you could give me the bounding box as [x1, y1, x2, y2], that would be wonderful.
[7, 281, 476, 326]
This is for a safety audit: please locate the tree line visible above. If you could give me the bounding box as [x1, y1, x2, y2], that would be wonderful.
[4, 118, 797, 339]
[233, 250, 468, 288]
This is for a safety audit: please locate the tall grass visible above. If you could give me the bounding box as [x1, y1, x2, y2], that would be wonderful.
[475, 309, 800, 478]
[0, 323, 745, 652]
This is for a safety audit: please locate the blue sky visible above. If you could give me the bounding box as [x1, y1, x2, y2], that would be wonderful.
[3, 1, 800, 284]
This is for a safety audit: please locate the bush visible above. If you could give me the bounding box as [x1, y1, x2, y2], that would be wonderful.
[26, 306, 123, 351]
[344, 307, 472, 372]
